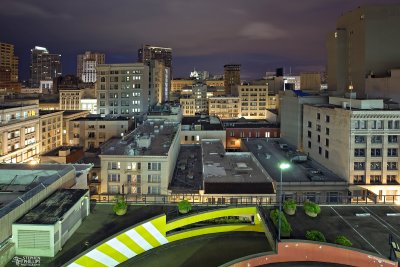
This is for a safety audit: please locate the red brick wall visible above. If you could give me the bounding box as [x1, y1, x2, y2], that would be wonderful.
[226, 127, 280, 150]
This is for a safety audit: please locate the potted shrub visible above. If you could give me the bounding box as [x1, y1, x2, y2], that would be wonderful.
[283, 199, 297, 215]
[335, 235, 352, 247]
[305, 230, 326, 242]
[303, 200, 321, 217]
[178, 200, 192, 214]
[113, 195, 127, 216]
[270, 209, 292, 237]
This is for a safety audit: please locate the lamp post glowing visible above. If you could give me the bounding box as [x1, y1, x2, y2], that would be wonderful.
[278, 162, 290, 241]
[349, 82, 354, 111]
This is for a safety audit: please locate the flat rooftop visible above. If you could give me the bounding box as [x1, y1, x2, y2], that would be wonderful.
[39, 110, 63, 116]
[63, 110, 89, 116]
[242, 139, 346, 184]
[16, 189, 88, 224]
[169, 145, 203, 193]
[202, 140, 275, 194]
[101, 120, 179, 156]
[41, 146, 83, 157]
[223, 119, 279, 128]
[182, 116, 224, 131]
[72, 115, 131, 122]
[0, 164, 92, 213]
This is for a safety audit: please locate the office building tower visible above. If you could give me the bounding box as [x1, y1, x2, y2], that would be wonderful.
[300, 72, 321, 91]
[96, 63, 149, 117]
[77, 51, 105, 83]
[0, 42, 18, 83]
[149, 60, 170, 105]
[327, 4, 400, 95]
[29, 46, 61, 88]
[138, 45, 172, 68]
[224, 64, 241, 95]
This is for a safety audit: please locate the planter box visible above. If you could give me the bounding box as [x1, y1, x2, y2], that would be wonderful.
[284, 207, 296, 216]
[305, 210, 318, 217]
[115, 208, 127, 216]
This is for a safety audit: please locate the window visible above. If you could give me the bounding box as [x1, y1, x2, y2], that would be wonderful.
[316, 125, 321, 132]
[184, 136, 188, 141]
[325, 128, 330, 135]
[388, 120, 400, 129]
[355, 135, 366, 143]
[325, 150, 329, 159]
[230, 131, 234, 137]
[354, 162, 365, 170]
[354, 148, 365, 157]
[148, 162, 161, 171]
[325, 139, 329, 147]
[388, 135, 398, 143]
[371, 135, 382, 143]
[387, 175, 397, 184]
[148, 174, 161, 183]
[308, 141, 311, 149]
[148, 186, 160, 195]
[319, 147, 322, 154]
[325, 115, 330, 123]
[317, 113, 320, 120]
[388, 148, 398, 157]
[127, 175, 131, 182]
[370, 162, 381, 170]
[371, 148, 381, 157]
[387, 162, 398, 170]
[370, 175, 382, 184]
[108, 162, 120, 170]
[308, 121, 312, 128]
[353, 175, 365, 184]
[107, 173, 120, 182]
[191, 136, 195, 141]
[307, 131, 311, 138]
[317, 135, 320, 143]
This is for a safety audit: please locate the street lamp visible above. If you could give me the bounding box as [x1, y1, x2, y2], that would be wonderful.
[348, 82, 354, 110]
[278, 162, 290, 241]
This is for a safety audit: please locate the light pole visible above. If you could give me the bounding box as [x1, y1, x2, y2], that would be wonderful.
[278, 162, 290, 241]
[348, 82, 353, 111]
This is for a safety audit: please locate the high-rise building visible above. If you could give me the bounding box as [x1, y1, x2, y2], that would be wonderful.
[29, 46, 61, 88]
[0, 42, 19, 83]
[138, 45, 172, 68]
[96, 63, 149, 117]
[238, 84, 268, 119]
[300, 72, 321, 91]
[224, 64, 241, 95]
[149, 60, 170, 105]
[77, 51, 105, 83]
[327, 4, 400, 95]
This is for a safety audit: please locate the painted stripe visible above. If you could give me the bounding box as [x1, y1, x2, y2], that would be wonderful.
[97, 243, 128, 263]
[116, 234, 145, 254]
[74, 255, 108, 267]
[136, 225, 161, 247]
[67, 262, 85, 267]
[125, 228, 153, 251]
[142, 221, 169, 245]
[86, 249, 120, 267]
[106, 238, 137, 258]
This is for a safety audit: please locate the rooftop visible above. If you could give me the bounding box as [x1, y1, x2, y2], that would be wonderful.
[101, 120, 179, 156]
[71, 115, 131, 121]
[16, 189, 88, 224]
[242, 139, 346, 184]
[223, 118, 279, 128]
[63, 110, 90, 117]
[39, 110, 63, 116]
[41, 146, 83, 157]
[182, 116, 224, 131]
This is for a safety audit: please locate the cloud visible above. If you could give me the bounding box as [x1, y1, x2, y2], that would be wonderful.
[239, 22, 287, 40]
[0, 0, 71, 19]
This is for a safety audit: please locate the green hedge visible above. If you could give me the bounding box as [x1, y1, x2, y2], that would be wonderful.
[335, 235, 352, 247]
[270, 209, 292, 236]
[305, 230, 326, 242]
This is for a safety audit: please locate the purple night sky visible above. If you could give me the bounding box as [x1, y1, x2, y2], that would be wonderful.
[1, 0, 399, 80]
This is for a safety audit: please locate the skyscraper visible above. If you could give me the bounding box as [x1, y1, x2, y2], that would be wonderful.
[327, 4, 400, 96]
[138, 44, 172, 68]
[224, 64, 241, 95]
[77, 51, 105, 83]
[29, 46, 62, 88]
[0, 42, 19, 83]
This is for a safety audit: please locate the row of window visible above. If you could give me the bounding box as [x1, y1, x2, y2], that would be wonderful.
[354, 148, 398, 157]
[108, 162, 161, 171]
[354, 161, 398, 170]
[353, 175, 398, 184]
[315, 114, 330, 122]
[100, 76, 142, 82]
[353, 120, 400, 130]
[355, 135, 398, 143]
[99, 92, 142, 99]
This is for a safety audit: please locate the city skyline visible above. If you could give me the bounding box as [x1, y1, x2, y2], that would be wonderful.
[1, 0, 399, 81]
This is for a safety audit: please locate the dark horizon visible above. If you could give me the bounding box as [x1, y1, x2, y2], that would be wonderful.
[1, 0, 399, 81]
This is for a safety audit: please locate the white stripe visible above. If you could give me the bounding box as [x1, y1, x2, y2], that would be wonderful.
[86, 249, 120, 267]
[142, 222, 169, 245]
[106, 238, 137, 258]
[125, 228, 153, 251]
[67, 263, 84, 267]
